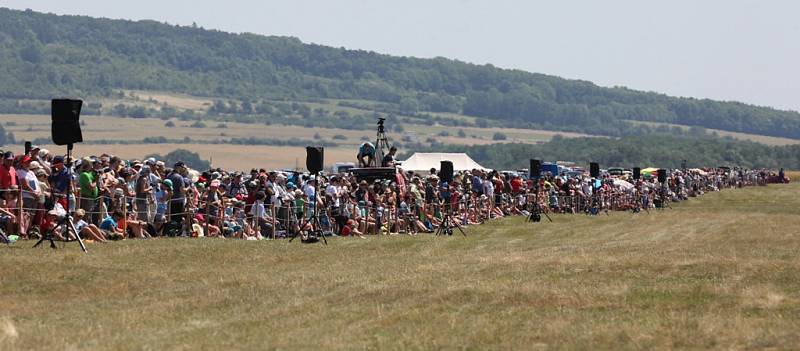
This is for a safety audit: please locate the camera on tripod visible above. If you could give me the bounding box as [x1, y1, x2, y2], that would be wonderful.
[377, 117, 386, 133]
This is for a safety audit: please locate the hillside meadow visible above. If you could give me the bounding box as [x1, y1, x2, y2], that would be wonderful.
[1, 182, 798, 350]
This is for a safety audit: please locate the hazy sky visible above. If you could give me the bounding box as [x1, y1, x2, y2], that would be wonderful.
[5, 0, 800, 111]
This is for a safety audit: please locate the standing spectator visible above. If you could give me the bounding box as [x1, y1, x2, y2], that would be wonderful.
[17, 156, 40, 235]
[167, 162, 187, 222]
[78, 159, 99, 225]
[135, 166, 153, 222]
[0, 151, 17, 206]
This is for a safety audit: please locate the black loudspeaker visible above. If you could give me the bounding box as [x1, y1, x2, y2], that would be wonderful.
[440, 160, 454, 183]
[530, 159, 541, 179]
[657, 169, 667, 183]
[306, 146, 324, 174]
[590, 162, 600, 178]
[51, 99, 83, 145]
[633, 167, 641, 180]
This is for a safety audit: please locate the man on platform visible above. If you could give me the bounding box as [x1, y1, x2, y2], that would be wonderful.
[357, 142, 375, 168]
[381, 146, 398, 168]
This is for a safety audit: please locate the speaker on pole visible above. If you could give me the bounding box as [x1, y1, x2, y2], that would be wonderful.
[657, 169, 667, 183]
[306, 146, 324, 174]
[530, 159, 541, 179]
[51, 99, 83, 146]
[440, 160, 454, 183]
[590, 162, 600, 178]
[633, 167, 641, 180]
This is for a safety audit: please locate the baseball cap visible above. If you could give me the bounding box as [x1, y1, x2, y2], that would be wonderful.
[3, 151, 14, 160]
[174, 161, 185, 168]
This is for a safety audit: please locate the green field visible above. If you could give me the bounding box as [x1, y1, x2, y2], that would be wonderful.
[2, 184, 799, 350]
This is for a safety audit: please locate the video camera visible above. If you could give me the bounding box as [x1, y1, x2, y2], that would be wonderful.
[377, 117, 386, 133]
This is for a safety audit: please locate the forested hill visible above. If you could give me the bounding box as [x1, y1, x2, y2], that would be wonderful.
[2, 8, 800, 139]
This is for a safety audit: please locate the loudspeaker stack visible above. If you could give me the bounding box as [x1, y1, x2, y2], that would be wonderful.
[440, 160, 454, 183]
[306, 146, 324, 174]
[590, 162, 600, 178]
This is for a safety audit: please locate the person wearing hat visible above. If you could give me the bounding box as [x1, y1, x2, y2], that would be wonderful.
[135, 165, 154, 222]
[17, 155, 41, 236]
[73, 208, 107, 242]
[226, 172, 247, 198]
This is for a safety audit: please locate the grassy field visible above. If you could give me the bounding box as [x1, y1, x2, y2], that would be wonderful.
[1, 183, 799, 350]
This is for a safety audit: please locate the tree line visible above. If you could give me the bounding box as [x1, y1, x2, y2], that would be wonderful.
[1, 8, 800, 141]
[404, 135, 800, 170]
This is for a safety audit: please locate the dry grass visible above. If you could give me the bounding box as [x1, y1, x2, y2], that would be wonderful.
[1, 183, 799, 350]
[4, 113, 583, 147]
[3, 111, 592, 170]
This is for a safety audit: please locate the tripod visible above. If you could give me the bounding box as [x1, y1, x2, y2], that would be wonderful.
[631, 189, 649, 214]
[527, 193, 552, 223]
[435, 201, 466, 236]
[0, 226, 9, 245]
[33, 143, 87, 252]
[372, 118, 391, 167]
[655, 186, 672, 210]
[291, 172, 327, 245]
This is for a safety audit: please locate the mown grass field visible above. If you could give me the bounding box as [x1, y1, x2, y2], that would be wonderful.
[1, 183, 799, 350]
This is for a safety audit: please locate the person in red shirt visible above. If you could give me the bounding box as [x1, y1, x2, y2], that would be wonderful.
[0, 151, 19, 220]
[510, 175, 523, 194]
[0, 151, 17, 190]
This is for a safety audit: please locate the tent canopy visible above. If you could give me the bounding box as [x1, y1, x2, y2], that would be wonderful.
[400, 153, 487, 172]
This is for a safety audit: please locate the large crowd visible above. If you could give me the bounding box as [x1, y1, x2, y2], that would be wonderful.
[0, 142, 790, 244]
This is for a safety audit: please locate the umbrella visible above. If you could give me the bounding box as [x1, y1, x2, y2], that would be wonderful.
[613, 178, 634, 191]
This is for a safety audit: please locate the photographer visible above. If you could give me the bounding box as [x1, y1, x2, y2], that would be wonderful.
[381, 146, 398, 167]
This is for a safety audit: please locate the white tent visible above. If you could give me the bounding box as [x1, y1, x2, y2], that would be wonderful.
[400, 153, 487, 172]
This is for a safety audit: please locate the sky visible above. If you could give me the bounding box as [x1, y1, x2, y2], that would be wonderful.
[4, 0, 800, 112]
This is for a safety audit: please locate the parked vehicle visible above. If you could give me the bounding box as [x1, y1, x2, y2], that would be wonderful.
[332, 162, 355, 174]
